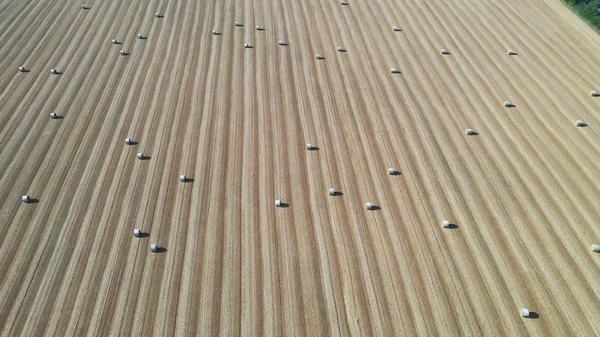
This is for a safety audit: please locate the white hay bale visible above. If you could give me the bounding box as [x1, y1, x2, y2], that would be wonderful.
[137, 152, 144, 159]
[521, 308, 530, 318]
[316, 54, 323, 59]
[442, 220, 451, 228]
[125, 138, 133, 145]
[278, 40, 285, 45]
[155, 12, 161, 17]
[212, 30, 217, 35]
[508, 50, 517, 55]
[133, 228, 141, 237]
[18, 66, 26, 72]
[441, 49, 450, 55]
[504, 101, 513, 107]
[329, 188, 335, 196]
[235, 21, 242, 27]
[120, 50, 126, 55]
[341, 1, 348, 4]
[256, 25, 262, 30]
[244, 43, 249, 48]
[150, 243, 158, 252]
[466, 128, 474, 135]
[366, 202, 373, 210]
[111, 39, 118, 44]
[390, 68, 400, 74]
[576, 120, 584, 127]
[306, 143, 313, 150]
[337, 46, 343, 52]
[591, 91, 599, 97]
[81, 4, 88, 9]
[180, 175, 187, 182]
[137, 33, 144, 39]
[50, 68, 58, 74]
[388, 168, 396, 175]
[21, 195, 30, 203]
[50, 112, 58, 119]
[275, 200, 282, 207]
[591, 244, 600, 252]
[393, 27, 401, 32]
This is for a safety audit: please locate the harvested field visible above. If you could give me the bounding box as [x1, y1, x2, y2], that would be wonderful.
[1, 0, 600, 335]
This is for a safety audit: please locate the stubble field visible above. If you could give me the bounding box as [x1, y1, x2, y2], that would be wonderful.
[1, 0, 600, 335]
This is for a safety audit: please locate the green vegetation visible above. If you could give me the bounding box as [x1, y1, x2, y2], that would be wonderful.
[564, 0, 600, 31]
